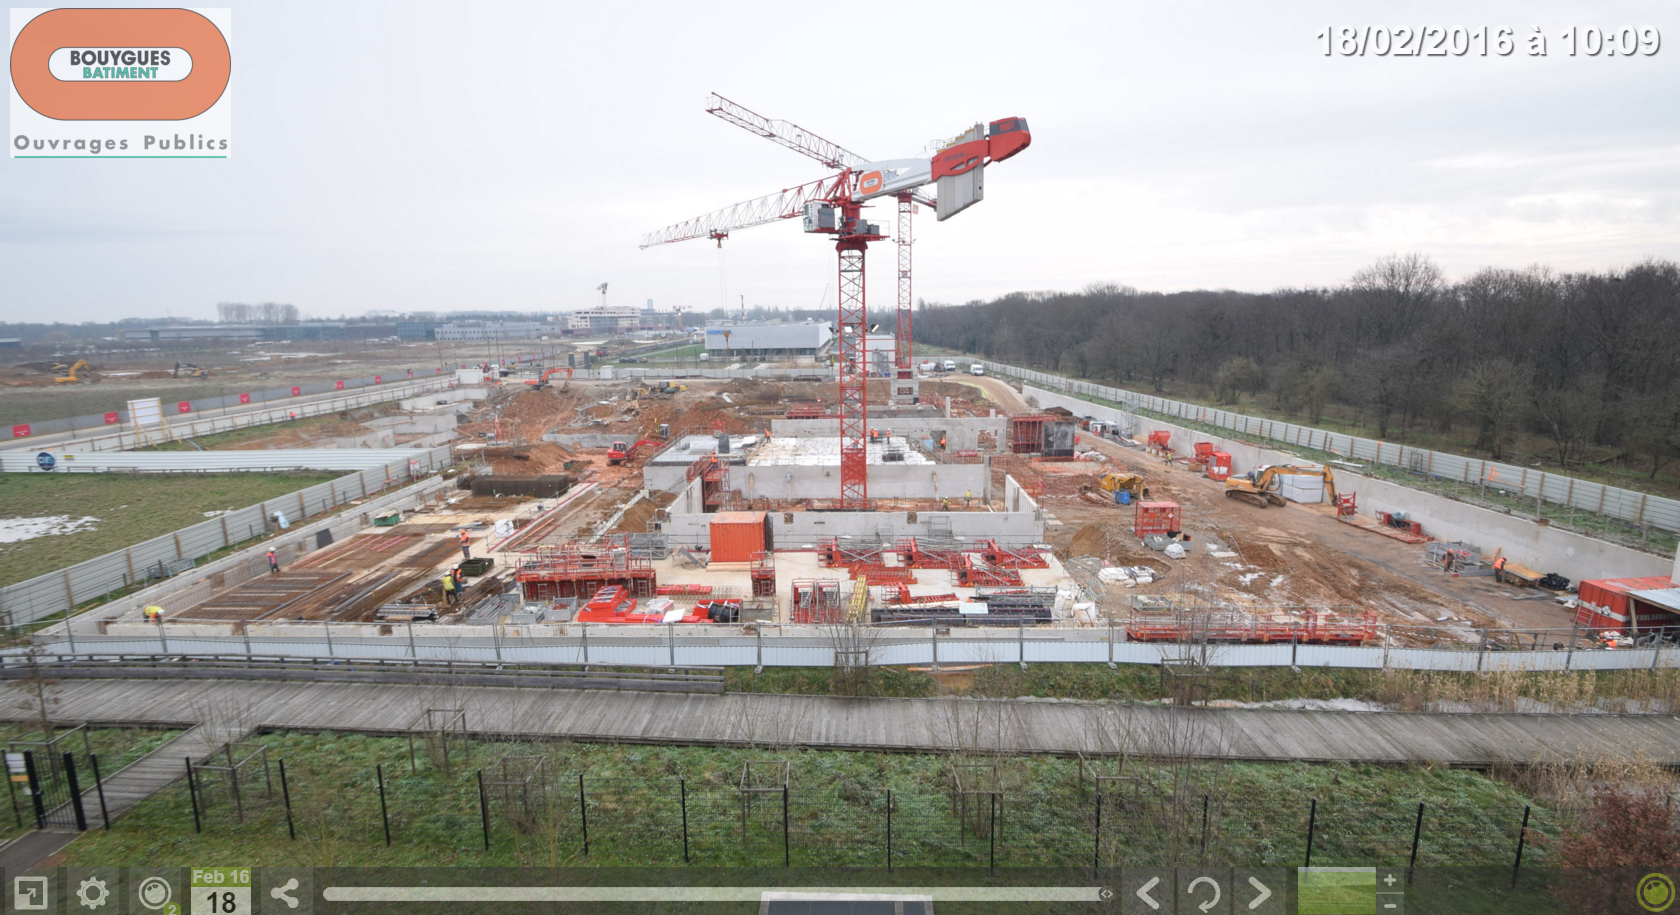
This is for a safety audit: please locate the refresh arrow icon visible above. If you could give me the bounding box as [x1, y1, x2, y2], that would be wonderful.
[1187, 876, 1221, 912]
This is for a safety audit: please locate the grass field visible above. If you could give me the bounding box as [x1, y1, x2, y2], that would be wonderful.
[0, 471, 342, 588]
[0, 381, 235, 427]
[57, 730, 1555, 871]
[725, 663, 1680, 712]
[138, 413, 348, 451]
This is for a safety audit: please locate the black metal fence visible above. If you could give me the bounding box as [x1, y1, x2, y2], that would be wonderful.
[171, 758, 1569, 870]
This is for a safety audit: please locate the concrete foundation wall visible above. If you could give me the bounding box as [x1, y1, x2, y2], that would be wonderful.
[1024, 384, 1670, 585]
[770, 416, 1005, 452]
[661, 474, 1041, 547]
[370, 413, 459, 434]
[652, 461, 987, 502]
[1349, 474, 1670, 583]
[329, 430, 396, 449]
[664, 506, 1042, 548]
[399, 387, 485, 411]
[736, 463, 987, 501]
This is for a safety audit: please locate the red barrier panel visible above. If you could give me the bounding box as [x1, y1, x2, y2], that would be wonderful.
[177, 402, 191, 413]
[238, 393, 251, 404]
[334, 380, 345, 390]
[373, 375, 382, 384]
[103, 412, 119, 425]
[11, 424, 30, 438]
[291, 386, 301, 396]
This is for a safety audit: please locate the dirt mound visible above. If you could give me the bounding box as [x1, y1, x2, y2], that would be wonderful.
[483, 441, 574, 474]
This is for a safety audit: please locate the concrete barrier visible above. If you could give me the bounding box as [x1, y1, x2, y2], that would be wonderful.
[1023, 384, 1671, 584]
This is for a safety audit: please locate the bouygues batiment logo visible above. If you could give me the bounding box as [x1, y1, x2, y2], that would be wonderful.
[9, 8, 231, 158]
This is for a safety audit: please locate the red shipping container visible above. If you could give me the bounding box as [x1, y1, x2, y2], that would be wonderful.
[710, 511, 772, 563]
[1134, 501, 1182, 537]
[1575, 577, 1680, 633]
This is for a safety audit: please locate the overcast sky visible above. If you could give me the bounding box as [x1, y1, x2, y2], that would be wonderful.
[4, 0, 1677, 322]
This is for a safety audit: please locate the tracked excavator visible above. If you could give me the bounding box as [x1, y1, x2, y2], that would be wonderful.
[1224, 464, 1337, 508]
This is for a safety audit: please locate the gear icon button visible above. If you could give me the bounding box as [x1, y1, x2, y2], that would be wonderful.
[76, 877, 110, 910]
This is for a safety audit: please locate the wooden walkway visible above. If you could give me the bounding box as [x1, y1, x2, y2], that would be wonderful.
[7, 679, 1680, 768]
[76, 725, 237, 823]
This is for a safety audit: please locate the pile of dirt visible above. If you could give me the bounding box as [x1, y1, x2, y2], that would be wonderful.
[610, 489, 676, 534]
[483, 441, 574, 474]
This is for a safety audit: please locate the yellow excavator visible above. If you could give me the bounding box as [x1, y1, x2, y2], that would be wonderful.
[1224, 464, 1337, 508]
[52, 359, 90, 383]
[1097, 472, 1147, 499]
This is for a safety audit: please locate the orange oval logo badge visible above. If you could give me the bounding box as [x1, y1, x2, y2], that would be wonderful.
[11, 9, 230, 120]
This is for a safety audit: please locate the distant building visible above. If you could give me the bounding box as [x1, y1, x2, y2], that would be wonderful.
[567, 306, 640, 334]
[397, 321, 443, 341]
[122, 325, 262, 342]
[0, 338, 21, 349]
[435, 321, 549, 342]
[260, 322, 347, 341]
[704, 323, 833, 357]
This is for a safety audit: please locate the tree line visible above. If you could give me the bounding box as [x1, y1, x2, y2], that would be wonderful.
[912, 255, 1680, 478]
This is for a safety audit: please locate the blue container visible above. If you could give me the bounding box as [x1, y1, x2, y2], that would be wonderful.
[1118, 491, 1132, 506]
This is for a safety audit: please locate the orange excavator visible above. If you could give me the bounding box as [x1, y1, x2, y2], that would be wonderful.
[525, 366, 573, 390]
[607, 439, 665, 465]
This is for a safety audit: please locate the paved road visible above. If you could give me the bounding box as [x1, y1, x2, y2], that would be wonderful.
[5, 678, 1675, 767]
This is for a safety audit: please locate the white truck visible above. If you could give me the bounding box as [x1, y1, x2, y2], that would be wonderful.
[942, 359, 957, 372]
[970, 364, 985, 376]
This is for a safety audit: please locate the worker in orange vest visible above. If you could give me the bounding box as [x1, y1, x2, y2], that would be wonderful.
[458, 529, 472, 561]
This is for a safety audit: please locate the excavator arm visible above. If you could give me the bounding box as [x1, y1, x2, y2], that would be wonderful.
[1225, 465, 1336, 508]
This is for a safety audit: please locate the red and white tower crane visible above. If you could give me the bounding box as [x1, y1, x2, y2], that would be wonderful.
[640, 94, 1030, 508]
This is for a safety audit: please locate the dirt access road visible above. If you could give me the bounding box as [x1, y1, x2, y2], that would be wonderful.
[963, 375, 1574, 631]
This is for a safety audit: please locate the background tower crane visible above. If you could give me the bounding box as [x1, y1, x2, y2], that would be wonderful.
[641, 94, 1031, 507]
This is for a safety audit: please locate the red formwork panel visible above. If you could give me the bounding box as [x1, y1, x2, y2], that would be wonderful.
[1009, 414, 1049, 454]
[1134, 501, 1181, 537]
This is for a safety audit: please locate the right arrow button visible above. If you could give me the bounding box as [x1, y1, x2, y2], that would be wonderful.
[1231, 868, 1286, 914]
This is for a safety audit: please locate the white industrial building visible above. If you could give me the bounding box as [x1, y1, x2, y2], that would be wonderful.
[567, 306, 640, 333]
[703, 323, 833, 357]
[435, 321, 548, 341]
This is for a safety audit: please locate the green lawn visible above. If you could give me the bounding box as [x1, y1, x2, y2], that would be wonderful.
[0, 472, 342, 588]
[641, 343, 706, 361]
[138, 411, 366, 451]
[58, 731, 1556, 871]
[725, 663, 1680, 712]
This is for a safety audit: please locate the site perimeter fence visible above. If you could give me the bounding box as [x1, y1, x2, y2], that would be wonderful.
[977, 360, 1680, 546]
[177, 760, 1566, 870]
[1, 349, 556, 441]
[0, 446, 452, 629]
[30, 627, 1680, 673]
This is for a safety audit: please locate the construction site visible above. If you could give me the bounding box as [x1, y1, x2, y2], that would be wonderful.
[16, 93, 1678, 661]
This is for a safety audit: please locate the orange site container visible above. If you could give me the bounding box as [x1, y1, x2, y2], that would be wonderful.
[1134, 501, 1182, 537]
[1574, 576, 1680, 633]
[709, 511, 772, 563]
